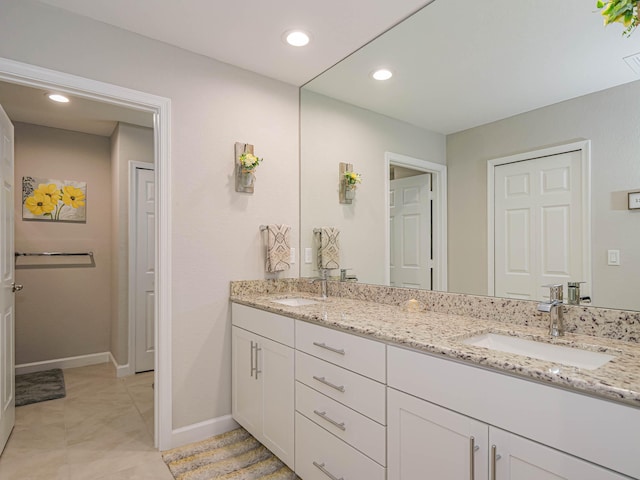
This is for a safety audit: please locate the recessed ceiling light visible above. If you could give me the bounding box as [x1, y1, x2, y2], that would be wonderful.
[372, 69, 393, 81]
[284, 30, 311, 47]
[47, 93, 70, 103]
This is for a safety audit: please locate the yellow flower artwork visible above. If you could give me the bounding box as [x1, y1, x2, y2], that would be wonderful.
[22, 177, 87, 222]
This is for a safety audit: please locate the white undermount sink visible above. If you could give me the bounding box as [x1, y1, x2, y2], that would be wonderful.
[272, 297, 320, 307]
[462, 333, 614, 370]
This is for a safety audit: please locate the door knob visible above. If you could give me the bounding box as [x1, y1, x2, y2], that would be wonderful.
[11, 282, 23, 293]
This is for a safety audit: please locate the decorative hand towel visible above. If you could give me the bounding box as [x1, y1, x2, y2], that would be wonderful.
[265, 224, 291, 273]
[317, 227, 340, 269]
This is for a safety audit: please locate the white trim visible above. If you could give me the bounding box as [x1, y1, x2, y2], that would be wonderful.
[128, 161, 155, 377]
[109, 352, 131, 378]
[0, 57, 172, 450]
[487, 140, 592, 298]
[16, 352, 110, 375]
[384, 152, 448, 291]
[171, 415, 240, 448]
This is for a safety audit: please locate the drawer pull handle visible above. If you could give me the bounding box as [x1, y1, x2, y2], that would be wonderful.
[250, 341, 255, 378]
[313, 461, 344, 480]
[313, 410, 346, 431]
[312, 376, 345, 393]
[469, 436, 477, 480]
[491, 445, 499, 480]
[312, 341, 346, 355]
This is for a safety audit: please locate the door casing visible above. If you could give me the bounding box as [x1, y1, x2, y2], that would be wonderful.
[384, 152, 447, 291]
[487, 140, 592, 298]
[0, 57, 173, 450]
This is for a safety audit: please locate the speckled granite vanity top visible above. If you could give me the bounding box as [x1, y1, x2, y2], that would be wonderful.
[231, 283, 640, 408]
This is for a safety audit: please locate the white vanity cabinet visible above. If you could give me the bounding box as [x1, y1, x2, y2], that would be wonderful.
[388, 388, 629, 479]
[294, 320, 387, 480]
[387, 346, 639, 480]
[231, 304, 295, 469]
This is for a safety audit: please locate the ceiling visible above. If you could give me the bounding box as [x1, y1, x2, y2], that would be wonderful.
[0, 0, 433, 136]
[36, 0, 432, 86]
[305, 0, 640, 134]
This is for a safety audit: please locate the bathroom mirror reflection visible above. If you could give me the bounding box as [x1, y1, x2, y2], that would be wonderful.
[300, 0, 640, 311]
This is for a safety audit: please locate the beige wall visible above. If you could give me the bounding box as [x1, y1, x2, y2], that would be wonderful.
[301, 90, 445, 284]
[13, 122, 112, 364]
[110, 123, 154, 365]
[0, 0, 298, 430]
[447, 80, 640, 311]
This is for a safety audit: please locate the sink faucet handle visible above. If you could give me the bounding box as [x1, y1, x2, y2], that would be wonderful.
[541, 284, 563, 302]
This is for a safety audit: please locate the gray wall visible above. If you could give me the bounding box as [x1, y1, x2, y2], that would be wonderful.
[301, 90, 446, 284]
[447, 80, 640, 310]
[14, 122, 112, 364]
[0, 0, 299, 430]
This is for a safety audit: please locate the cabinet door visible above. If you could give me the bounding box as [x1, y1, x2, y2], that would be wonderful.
[490, 428, 629, 480]
[232, 326, 262, 435]
[388, 388, 488, 480]
[260, 335, 295, 469]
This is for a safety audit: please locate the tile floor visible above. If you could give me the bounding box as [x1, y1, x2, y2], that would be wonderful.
[0, 363, 174, 479]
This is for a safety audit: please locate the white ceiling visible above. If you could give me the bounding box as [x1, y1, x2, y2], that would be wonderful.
[36, 0, 432, 86]
[305, 0, 640, 134]
[0, 81, 153, 136]
[0, 0, 432, 135]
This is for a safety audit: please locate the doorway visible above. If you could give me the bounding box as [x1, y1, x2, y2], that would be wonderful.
[0, 57, 172, 449]
[385, 152, 447, 291]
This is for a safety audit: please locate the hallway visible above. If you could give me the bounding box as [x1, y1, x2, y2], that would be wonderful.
[0, 364, 172, 479]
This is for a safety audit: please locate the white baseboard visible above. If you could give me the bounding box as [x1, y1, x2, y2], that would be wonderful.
[16, 352, 111, 375]
[109, 352, 132, 378]
[169, 415, 239, 450]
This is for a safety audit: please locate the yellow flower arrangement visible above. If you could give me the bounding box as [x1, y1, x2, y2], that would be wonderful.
[344, 171, 362, 186]
[23, 180, 86, 221]
[239, 152, 262, 172]
[597, 0, 639, 36]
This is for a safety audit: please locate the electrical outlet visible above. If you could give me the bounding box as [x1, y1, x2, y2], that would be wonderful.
[304, 247, 313, 264]
[289, 247, 295, 264]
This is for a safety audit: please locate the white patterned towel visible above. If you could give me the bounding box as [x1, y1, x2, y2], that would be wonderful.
[317, 227, 340, 269]
[265, 224, 291, 273]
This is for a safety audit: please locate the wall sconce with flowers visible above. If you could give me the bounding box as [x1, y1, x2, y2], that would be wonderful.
[235, 142, 263, 193]
[339, 162, 361, 204]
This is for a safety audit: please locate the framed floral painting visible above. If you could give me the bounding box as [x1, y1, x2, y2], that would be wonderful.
[22, 177, 87, 222]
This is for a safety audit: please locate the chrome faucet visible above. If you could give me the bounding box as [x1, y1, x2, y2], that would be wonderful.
[567, 281, 591, 305]
[312, 268, 331, 299]
[340, 268, 358, 282]
[538, 284, 564, 337]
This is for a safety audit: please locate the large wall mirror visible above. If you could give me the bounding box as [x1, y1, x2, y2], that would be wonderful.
[300, 0, 640, 311]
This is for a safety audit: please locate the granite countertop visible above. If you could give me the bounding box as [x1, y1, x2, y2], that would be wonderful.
[230, 292, 640, 408]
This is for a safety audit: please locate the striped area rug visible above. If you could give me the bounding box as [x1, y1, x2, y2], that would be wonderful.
[162, 428, 299, 480]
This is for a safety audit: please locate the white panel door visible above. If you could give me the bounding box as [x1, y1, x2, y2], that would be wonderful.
[387, 388, 488, 480]
[135, 167, 155, 372]
[0, 105, 15, 455]
[491, 428, 628, 479]
[494, 151, 583, 300]
[390, 174, 432, 289]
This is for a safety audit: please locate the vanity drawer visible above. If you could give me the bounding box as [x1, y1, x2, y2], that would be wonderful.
[232, 303, 294, 347]
[295, 412, 385, 480]
[295, 320, 386, 381]
[295, 350, 386, 424]
[296, 381, 386, 466]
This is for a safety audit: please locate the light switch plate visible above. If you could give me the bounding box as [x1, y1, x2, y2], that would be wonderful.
[607, 250, 620, 266]
[304, 247, 313, 264]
